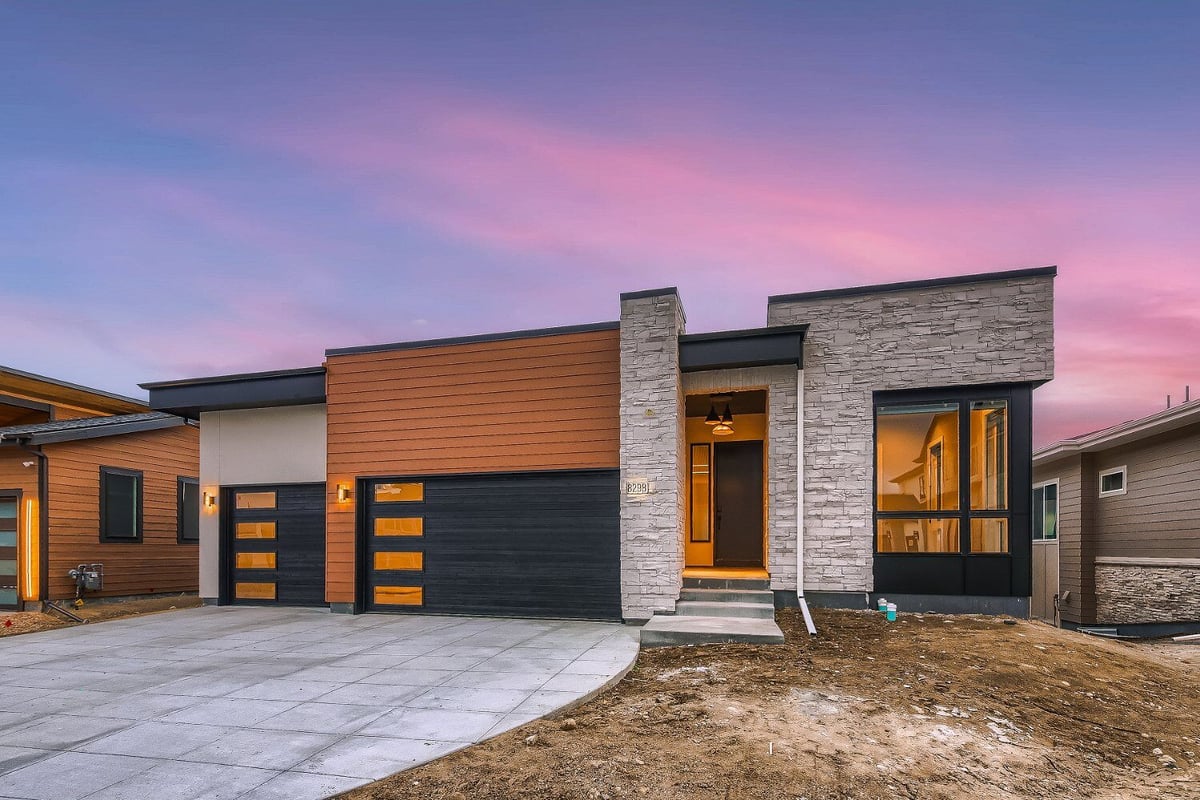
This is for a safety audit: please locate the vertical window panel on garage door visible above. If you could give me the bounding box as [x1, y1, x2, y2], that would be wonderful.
[364, 469, 620, 620]
[223, 483, 325, 606]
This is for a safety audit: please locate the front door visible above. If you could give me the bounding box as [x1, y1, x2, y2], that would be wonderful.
[714, 441, 764, 567]
[0, 493, 18, 609]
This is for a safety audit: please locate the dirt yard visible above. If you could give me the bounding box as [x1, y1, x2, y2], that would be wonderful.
[0, 593, 201, 637]
[343, 609, 1200, 800]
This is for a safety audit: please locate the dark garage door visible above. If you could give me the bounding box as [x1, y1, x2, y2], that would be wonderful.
[363, 469, 620, 620]
[223, 483, 325, 606]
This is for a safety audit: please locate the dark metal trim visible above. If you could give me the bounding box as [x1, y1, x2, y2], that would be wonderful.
[177, 477, 199, 545]
[768, 265, 1058, 305]
[140, 366, 325, 390]
[679, 325, 806, 372]
[146, 371, 327, 416]
[619, 287, 678, 302]
[326, 321, 620, 357]
[0, 364, 148, 407]
[99, 466, 144, 544]
[0, 393, 51, 414]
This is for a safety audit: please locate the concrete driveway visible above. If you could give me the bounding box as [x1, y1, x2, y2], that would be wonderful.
[0, 606, 638, 799]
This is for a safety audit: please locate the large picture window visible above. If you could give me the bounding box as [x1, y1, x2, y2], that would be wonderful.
[100, 467, 143, 543]
[875, 395, 1011, 555]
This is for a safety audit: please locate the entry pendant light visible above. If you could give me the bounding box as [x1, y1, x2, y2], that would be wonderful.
[712, 403, 735, 436]
[704, 404, 720, 425]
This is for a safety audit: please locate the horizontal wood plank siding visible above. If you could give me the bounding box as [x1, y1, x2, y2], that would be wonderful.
[43, 426, 199, 600]
[325, 328, 620, 603]
[1093, 427, 1200, 560]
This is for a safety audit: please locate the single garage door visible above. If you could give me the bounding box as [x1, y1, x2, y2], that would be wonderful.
[223, 483, 325, 606]
[363, 469, 620, 620]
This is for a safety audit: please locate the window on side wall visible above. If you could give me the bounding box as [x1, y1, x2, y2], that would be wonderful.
[1032, 481, 1058, 540]
[178, 477, 199, 543]
[1098, 466, 1127, 497]
[874, 394, 1011, 554]
[100, 467, 143, 542]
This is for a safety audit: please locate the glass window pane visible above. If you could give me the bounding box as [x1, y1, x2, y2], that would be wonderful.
[1043, 484, 1058, 540]
[1032, 486, 1045, 540]
[970, 401, 1008, 510]
[0, 589, 16, 606]
[690, 444, 711, 543]
[0, 560, 15, 574]
[0, 532, 16, 547]
[374, 552, 423, 571]
[876, 403, 960, 512]
[374, 483, 424, 503]
[236, 552, 276, 569]
[180, 480, 199, 542]
[374, 586, 423, 605]
[970, 518, 1009, 553]
[374, 518, 423, 536]
[876, 518, 960, 553]
[103, 472, 139, 539]
[235, 491, 276, 509]
[1100, 470, 1125, 494]
[236, 522, 276, 539]
[0, 501, 16, 519]
[235, 582, 276, 600]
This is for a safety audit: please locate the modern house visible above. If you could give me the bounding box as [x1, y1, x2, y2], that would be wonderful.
[143, 266, 1055, 641]
[1032, 398, 1200, 635]
[0, 366, 200, 610]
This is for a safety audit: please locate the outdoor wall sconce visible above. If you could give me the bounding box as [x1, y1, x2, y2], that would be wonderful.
[203, 492, 216, 509]
[337, 484, 353, 503]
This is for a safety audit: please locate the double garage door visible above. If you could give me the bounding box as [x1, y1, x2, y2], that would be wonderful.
[224, 470, 620, 620]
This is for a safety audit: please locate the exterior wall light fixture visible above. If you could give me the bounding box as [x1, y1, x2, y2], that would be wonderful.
[337, 484, 353, 503]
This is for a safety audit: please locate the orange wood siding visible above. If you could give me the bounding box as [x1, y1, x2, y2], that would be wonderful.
[43, 425, 200, 600]
[324, 328, 620, 603]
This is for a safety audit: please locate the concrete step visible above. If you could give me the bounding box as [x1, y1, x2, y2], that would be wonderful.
[678, 587, 775, 604]
[682, 576, 771, 591]
[640, 615, 785, 647]
[674, 600, 775, 619]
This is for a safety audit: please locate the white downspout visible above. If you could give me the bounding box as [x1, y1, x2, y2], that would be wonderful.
[796, 368, 816, 635]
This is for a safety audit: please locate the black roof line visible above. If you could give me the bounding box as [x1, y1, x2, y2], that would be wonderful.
[619, 287, 678, 302]
[767, 265, 1058, 305]
[140, 366, 326, 390]
[326, 321, 620, 357]
[678, 324, 808, 343]
[0, 413, 183, 446]
[0, 364, 147, 407]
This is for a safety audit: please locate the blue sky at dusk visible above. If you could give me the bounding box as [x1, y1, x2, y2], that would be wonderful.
[2, 2, 1198, 445]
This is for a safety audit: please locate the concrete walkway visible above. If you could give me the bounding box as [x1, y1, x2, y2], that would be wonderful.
[0, 606, 639, 799]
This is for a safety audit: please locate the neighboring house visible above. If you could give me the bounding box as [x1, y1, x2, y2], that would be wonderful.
[0, 366, 200, 610]
[143, 266, 1054, 640]
[1032, 398, 1200, 635]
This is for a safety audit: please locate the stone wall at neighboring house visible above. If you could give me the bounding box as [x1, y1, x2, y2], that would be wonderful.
[619, 290, 686, 621]
[1095, 560, 1200, 624]
[683, 366, 799, 593]
[767, 273, 1055, 594]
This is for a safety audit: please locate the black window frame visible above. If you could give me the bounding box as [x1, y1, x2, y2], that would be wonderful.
[177, 476, 200, 544]
[872, 383, 1034, 598]
[100, 466, 144, 543]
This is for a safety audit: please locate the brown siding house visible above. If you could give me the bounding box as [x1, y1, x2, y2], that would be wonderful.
[1033, 399, 1200, 633]
[0, 366, 200, 609]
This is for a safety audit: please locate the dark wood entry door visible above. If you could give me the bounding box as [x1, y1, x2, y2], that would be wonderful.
[0, 493, 19, 609]
[714, 441, 764, 567]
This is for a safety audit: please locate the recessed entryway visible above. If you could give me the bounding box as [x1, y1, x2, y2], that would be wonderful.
[684, 390, 768, 570]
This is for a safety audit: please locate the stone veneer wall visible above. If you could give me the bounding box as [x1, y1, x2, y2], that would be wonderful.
[1095, 562, 1200, 624]
[619, 290, 686, 620]
[682, 367, 799, 592]
[767, 274, 1055, 593]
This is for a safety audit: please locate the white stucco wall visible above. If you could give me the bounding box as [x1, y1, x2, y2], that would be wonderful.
[197, 404, 327, 599]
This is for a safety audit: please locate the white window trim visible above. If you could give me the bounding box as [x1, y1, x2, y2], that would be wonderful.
[1033, 478, 1059, 542]
[1098, 465, 1127, 498]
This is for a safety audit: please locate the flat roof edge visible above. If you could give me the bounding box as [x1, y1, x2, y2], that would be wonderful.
[140, 366, 326, 390]
[619, 287, 678, 302]
[326, 321, 620, 357]
[679, 324, 808, 343]
[768, 266, 1058, 305]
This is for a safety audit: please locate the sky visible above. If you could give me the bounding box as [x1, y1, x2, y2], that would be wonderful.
[2, 2, 1198, 447]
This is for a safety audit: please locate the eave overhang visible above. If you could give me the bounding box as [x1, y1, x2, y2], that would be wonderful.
[141, 367, 327, 417]
[678, 325, 807, 373]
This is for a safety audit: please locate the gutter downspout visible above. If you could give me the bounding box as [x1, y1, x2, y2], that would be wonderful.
[1, 434, 50, 604]
[796, 369, 816, 636]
